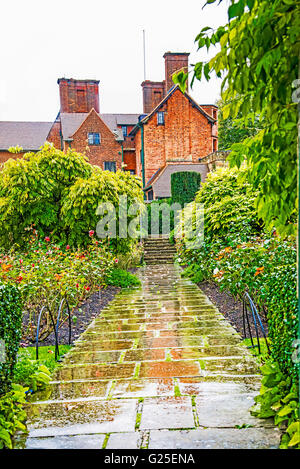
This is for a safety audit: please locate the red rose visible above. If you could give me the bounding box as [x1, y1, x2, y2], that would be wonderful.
[66, 245, 70, 250]
[45, 236, 50, 242]
[89, 230, 94, 237]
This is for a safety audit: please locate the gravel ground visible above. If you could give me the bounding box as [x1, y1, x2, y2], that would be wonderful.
[199, 280, 268, 338]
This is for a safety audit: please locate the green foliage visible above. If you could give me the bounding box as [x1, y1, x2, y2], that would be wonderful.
[0, 232, 115, 341]
[0, 144, 92, 247]
[217, 98, 261, 151]
[196, 167, 261, 244]
[171, 172, 201, 206]
[106, 268, 141, 288]
[146, 198, 177, 235]
[261, 265, 298, 381]
[175, 0, 299, 235]
[0, 283, 23, 395]
[175, 166, 298, 448]
[250, 360, 299, 449]
[0, 144, 144, 252]
[0, 384, 28, 449]
[61, 167, 144, 253]
[13, 349, 51, 392]
[17, 345, 71, 373]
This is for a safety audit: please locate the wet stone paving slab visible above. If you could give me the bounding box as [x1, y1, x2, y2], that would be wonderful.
[24, 264, 280, 449]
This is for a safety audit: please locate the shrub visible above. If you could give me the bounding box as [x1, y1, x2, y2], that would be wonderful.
[0, 384, 28, 449]
[13, 349, 51, 392]
[174, 166, 299, 448]
[146, 198, 177, 235]
[0, 231, 115, 342]
[171, 171, 201, 206]
[106, 268, 141, 288]
[0, 144, 144, 252]
[0, 144, 92, 248]
[0, 284, 23, 395]
[262, 265, 298, 381]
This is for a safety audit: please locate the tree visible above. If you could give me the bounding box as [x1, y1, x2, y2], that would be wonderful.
[217, 98, 261, 151]
[0, 144, 144, 251]
[174, 0, 299, 235]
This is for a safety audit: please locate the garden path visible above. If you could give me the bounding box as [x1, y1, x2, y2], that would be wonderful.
[24, 264, 280, 449]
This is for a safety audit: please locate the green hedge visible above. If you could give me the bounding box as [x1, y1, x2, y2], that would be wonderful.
[146, 198, 176, 235]
[0, 284, 23, 395]
[261, 265, 298, 382]
[171, 171, 201, 206]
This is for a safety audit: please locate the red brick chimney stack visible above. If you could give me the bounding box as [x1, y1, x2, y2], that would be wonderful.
[141, 80, 165, 114]
[57, 78, 100, 114]
[163, 52, 189, 94]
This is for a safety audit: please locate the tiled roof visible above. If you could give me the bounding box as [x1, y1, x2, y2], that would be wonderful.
[0, 121, 52, 150]
[60, 112, 141, 140]
[60, 113, 88, 139]
[0, 112, 141, 150]
[144, 163, 208, 198]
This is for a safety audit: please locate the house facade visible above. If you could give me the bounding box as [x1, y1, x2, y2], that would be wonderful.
[0, 52, 218, 198]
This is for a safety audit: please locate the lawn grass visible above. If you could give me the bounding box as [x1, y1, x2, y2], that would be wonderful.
[242, 337, 270, 363]
[18, 345, 72, 373]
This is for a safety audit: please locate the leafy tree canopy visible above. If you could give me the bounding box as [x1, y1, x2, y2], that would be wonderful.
[174, 0, 299, 235]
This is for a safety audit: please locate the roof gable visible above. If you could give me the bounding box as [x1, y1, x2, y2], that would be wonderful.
[60, 111, 140, 141]
[129, 85, 216, 136]
[71, 108, 120, 141]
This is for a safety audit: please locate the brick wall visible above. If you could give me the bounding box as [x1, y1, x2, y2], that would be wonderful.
[70, 110, 122, 169]
[141, 81, 165, 114]
[58, 78, 100, 113]
[136, 88, 215, 184]
[164, 52, 189, 94]
[123, 150, 136, 173]
[0, 151, 25, 164]
[47, 119, 62, 149]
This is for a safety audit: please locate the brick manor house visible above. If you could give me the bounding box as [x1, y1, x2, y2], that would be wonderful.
[0, 52, 218, 200]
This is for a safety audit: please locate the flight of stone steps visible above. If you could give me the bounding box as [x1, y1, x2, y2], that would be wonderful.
[143, 236, 177, 265]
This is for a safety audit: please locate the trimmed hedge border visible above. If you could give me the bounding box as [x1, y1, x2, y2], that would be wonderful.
[0, 283, 23, 395]
[171, 171, 201, 206]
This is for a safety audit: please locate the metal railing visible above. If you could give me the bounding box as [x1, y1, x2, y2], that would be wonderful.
[242, 292, 270, 355]
[35, 298, 72, 361]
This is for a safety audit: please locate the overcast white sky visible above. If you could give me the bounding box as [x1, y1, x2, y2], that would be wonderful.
[0, 0, 229, 122]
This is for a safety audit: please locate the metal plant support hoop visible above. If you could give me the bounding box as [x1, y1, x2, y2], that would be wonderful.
[242, 292, 270, 355]
[35, 298, 72, 361]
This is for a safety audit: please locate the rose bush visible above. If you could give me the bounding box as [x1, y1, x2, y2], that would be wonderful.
[175, 167, 299, 448]
[0, 228, 115, 341]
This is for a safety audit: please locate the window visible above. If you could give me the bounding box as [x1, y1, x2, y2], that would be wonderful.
[121, 125, 127, 137]
[104, 161, 116, 172]
[213, 138, 218, 152]
[147, 190, 154, 201]
[88, 132, 100, 145]
[157, 111, 165, 125]
[129, 169, 135, 175]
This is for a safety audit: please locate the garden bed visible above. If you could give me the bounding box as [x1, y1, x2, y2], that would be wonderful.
[21, 285, 121, 348]
[198, 280, 268, 338]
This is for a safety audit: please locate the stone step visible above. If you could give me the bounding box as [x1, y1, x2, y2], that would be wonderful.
[23, 263, 279, 450]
